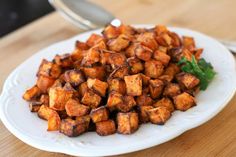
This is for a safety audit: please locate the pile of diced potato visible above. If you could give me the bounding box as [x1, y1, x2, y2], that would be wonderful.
[23, 24, 202, 137]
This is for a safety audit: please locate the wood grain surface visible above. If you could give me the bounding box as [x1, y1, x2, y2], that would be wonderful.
[0, 0, 235, 156]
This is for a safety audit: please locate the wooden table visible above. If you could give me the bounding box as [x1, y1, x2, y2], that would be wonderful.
[0, 0, 235, 156]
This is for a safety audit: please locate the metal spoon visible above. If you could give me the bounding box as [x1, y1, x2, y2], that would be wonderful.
[49, 0, 236, 54]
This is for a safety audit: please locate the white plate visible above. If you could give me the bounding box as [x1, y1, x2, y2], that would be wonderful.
[0, 25, 236, 157]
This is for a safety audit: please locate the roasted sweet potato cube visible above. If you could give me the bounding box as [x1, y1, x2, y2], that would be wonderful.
[153, 50, 170, 66]
[163, 63, 180, 81]
[173, 92, 196, 111]
[65, 98, 90, 117]
[75, 40, 89, 50]
[168, 47, 182, 62]
[145, 60, 164, 78]
[78, 82, 88, 98]
[156, 33, 172, 47]
[127, 57, 144, 74]
[136, 94, 154, 106]
[49, 86, 73, 111]
[76, 115, 91, 130]
[71, 48, 87, 62]
[163, 83, 181, 97]
[60, 118, 88, 137]
[109, 66, 129, 79]
[64, 69, 85, 86]
[81, 66, 106, 81]
[37, 75, 55, 93]
[168, 32, 181, 47]
[158, 46, 168, 53]
[183, 36, 195, 50]
[117, 112, 139, 134]
[118, 24, 135, 36]
[90, 106, 109, 123]
[158, 75, 173, 83]
[87, 78, 108, 97]
[40, 94, 49, 106]
[108, 52, 127, 69]
[117, 95, 136, 112]
[81, 47, 100, 66]
[154, 25, 168, 35]
[54, 54, 73, 68]
[107, 34, 130, 52]
[100, 50, 111, 65]
[102, 25, 120, 39]
[106, 91, 123, 110]
[47, 111, 61, 131]
[193, 48, 203, 60]
[176, 72, 200, 90]
[81, 90, 101, 108]
[153, 97, 174, 112]
[139, 105, 153, 123]
[180, 48, 192, 61]
[108, 78, 126, 95]
[23, 85, 41, 101]
[135, 44, 153, 61]
[96, 120, 116, 136]
[124, 74, 142, 96]
[149, 79, 164, 99]
[147, 106, 171, 124]
[86, 33, 104, 47]
[140, 74, 150, 86]
[136, 32, 158, 50]
[125, 43, 137, 57]
[38, 105, 57, 120]
[37, 59, 61, 78]
[29, 101, 42, 112]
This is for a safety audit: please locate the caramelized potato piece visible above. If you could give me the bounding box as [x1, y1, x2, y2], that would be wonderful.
[37, 59, 61, 78]
[96, 120, 116, 136]
[127, 57, 144, 74]
[145, 60, 164, 78]
[176, 72, 200, 90]
[81, 66, 106, 81]
[168, 47, 182, 62]
[136, 32, 158, 50]
[106, 91, 123, 110]
[65, 98, 90, 117]
[86, 33, 104, 47]
[23, 85, 41, 101]
[153, 97, 174, 112]
[108, 78, 126, 95]
[156, 33, 172, 47]
[100, 50, 111, 65]
[38, 105, 57, 120]
[117, 112, 139, 134]
[117, 95, 136, 112]
[140, 73, 150, 87]
[90, 106, 109, 123]
[81, 47, 100, 66]
[102, 25, 120, 39]
[81, 90, 101, 108]
[78, 82, 88, 98]
[107, 34, 130, 52]
[87, 78, 108, 97]
[135, 44, 153, 61]
[118, 24, 135, 36]
[109, 66, 129, 79]
[125, 43, 137, 57]
[48, 111, 61, 131]
[37, 75, 55, 93]
[154, 25, 168, 35]
[173, 92, 196, 111]
[147, 106, 171, 124]
[75, 40, 89, 50]
[71, 49, 86, 62]
[149, 79, 164, 99]
[163, 83, 181, 97]
[124, 74, 142, 96]
[29, 101, 42, 112]
[168, 32, 181, 47]
[162, 63, 180, 81]
[64, 69, 85, 86]
[153, 50, 170, 66]
[183, 36, 195, 51]
[139, 105, 153, 123]
[40, 94, 49, 106]
[180, 48, 192, 61]
[136, 94, 154, 106]
[108, 52, 127, 69]
[54, 54, 73, 68]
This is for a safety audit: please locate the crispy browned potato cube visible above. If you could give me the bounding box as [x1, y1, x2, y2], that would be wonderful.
[81, 47, 100, 66]
[142, 86, 150, 95]
[77, 82, 88, 97]
[81, 90, 101, 108]
[87, 78, 108, 97]
[23, 85, 41, 101]
[96, 120, 116, 136]
[60, 118, 88, 137]
[149, 79, 164, 99]
[37, 75, 55, 93]
[163, 63, 180, 81]
[163, 83, 181, 97]
[49, 86, 73, 111]
[38, 105, 57, 120]
[125, 43, 137, 57]
[136, 32, 158, 51]
[153, 50, 170, 66]
[173, 92, 196, 111]
[29, 101, 42, 112]
[124, 74, 142, 96]
[180, 48, 192, 61]
[168, 32, 181, 47]
[127, 57, 144, 74]
[54, 54, 73, 68]
[75, 115, 91, 130]
[138, 105, 153, 123]
[176, 72, 200, 90]
[65, 98, 90, 117]
[100, 50, 111, 65]
[81, 66, 106, 81]
[117, 112, 139, 134]
[136, 94, 154, 106]
[108, 52, 127, 69]
[108, 78, 126, 95]
[109, 66, 129, 79]
[147, 106, 171, 124]
[153, 97, 174, 112]
[71, 48, 86, 62]
[107, 34, 130, 52]
[106, 91, 123, 110]
[140, 73, 150, 87]
[145, 60, 164, 78]
[156, 33, 172, 47]
[118, 24, 135, 36]
[37, 59, 61, 78]
[183, 36, 195, 51]
[40, 94, 49, 106]
[64, 69, 85, 86]
[168, 47, 182, 62]
[117, 95, 136, 112]
[90, 106, 109, 123]
[135, 44, 153, 61]
[154, 25, 168, 35]
[193, 48, 203, 60]
[47, 111, 61, 131]
[102, 25, 120, 39]
[75, 40, 89, 50]
[86, 33, 104, 47]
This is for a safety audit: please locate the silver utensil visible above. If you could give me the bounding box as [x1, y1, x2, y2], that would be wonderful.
[49, 0, 236, 54]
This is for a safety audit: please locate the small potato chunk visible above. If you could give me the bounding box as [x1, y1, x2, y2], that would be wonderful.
[125, 43, 137, 57]
[40, 94, 49, 106]
[37, 75, 55, 93]
[87, 78, 108, 97]
[153, 97, 174, 112]
[64, 69, 85, 86]
[81, 90, 101, 109]
[118, 24, 135, 36]
[78, 82, 88, 98]
[48, 111, 61, 131]
[149, 79, 164, 99]
[38, 105, 57, 120]
[153, 50, 170, 66]
[107, 34, 130, 52]
[54, 54, 73, 68]
[162, 63, 180, 81]
[96, 120, 116, 136]
[163, 83, 181, 97]
[81, 66, 106, 81]
[136, 94, 154, 106]
[86, 33, 104, 47]
[106, 91, 123, 110]
[117, 112, 139, 134]
[81, 47, 100, 66]
[136, 32, 158, 51]
[124, 74, 142, 96]
[135, 44, 153, 61]
[117, 95, 136, 112]
[75, 40, 89, 50]
[147, 106, 171, 124]
[109, 66, 129, 79]
[90, 106, 109, 123]
[108, 78, 126, 95]
[154, 25, 168, 35]
[108, 52, 127, 69]
[183, 36, 195, 51]
[140, 74, 150, 87]
[168, 47, 182, 62]
[168, 32, 181, 47]
[173, 92, 196, 111]
[102, 25, 120, 39]
[100, 50, 111, 65]
[23, 85, 41, 101]
[176, 72, 200, 90]
[127, 57, 144, 74]
[156, 33, 172, 47]
[145, 60, 164, 78]
[65, 99, 90, 117]
[37, 59, 61, 78]
[29, 102, 42, 112]
[139, 105, 153, 123]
